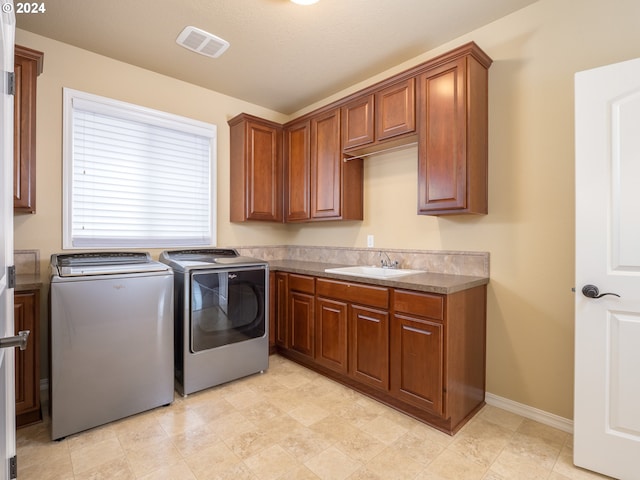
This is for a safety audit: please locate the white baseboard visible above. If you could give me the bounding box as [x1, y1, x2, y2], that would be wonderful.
[485, 392, 574, 434]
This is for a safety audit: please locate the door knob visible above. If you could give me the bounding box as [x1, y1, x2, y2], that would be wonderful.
[581, 284, 620, 299]
[0, 330, 30, 351]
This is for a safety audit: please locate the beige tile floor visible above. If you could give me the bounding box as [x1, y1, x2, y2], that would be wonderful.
[17, 355, 614, 480]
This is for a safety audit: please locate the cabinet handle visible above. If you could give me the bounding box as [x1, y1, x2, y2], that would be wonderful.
[402, 325, 432, 335]
[360, 315, 380, 324]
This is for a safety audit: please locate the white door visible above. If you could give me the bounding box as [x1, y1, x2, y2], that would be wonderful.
[0, 2, 14, 480]
[575, 57, 640, 480]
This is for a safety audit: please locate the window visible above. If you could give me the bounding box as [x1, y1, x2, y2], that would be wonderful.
[63, 88, 216, 248]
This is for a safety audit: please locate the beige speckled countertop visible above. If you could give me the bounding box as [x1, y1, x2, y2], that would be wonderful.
[15, 274, 43, 291]
[268, 260, 488, 295]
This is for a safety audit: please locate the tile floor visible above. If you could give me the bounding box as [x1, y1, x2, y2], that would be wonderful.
[17, 355, 613, 480]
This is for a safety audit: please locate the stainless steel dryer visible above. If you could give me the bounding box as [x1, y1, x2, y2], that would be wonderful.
[159, 249, 269, 395]
[49, 252, 174, 440]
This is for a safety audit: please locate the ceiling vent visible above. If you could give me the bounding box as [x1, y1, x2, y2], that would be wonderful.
[176, 26, 230, 58]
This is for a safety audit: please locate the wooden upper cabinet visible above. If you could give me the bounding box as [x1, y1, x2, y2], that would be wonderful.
[342, 78, 416, 154]
[341, 95, 374, 150]
[284, 120, 311, 222]
[417, 48, 489, 215]
[285, 108, 363, 222]
[229, 113, 283, 222]
[375, 77, 415, 141]
[311, 109, 342, 219]
[14, 46, 44, 214]
[229, 42, 490, 221]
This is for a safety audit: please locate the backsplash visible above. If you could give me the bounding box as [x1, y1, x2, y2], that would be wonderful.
[14, 249, 40, 275]
[234, 245, 489, 277]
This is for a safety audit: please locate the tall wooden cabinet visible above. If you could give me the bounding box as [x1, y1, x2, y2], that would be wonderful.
[417, 49, 489, 215]
[14, 289, 41, 427]
[14, 45, 44, 214]
[229, 113, 283, 222]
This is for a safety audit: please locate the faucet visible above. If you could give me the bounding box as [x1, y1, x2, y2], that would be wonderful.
[379, 251, 399, 269]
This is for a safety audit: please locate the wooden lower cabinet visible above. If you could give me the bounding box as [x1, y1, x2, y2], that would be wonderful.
[390, 314, 443, 415]
[349, 305, 389, 391]
[315, 297, 348, 374]
[274, 272, 487, 435]
[14, 289, 41, 427]
[273, 272, 289, 349]
[288, 274, 315, 359]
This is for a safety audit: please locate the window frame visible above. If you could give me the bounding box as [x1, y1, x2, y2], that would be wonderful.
[62, 88, 217, 249]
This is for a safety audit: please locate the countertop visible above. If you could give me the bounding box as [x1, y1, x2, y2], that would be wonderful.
[15, 274, 43, 291]
[268, 260, 488, 294]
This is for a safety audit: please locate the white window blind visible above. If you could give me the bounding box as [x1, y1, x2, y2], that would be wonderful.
[63, 88, 216, 248]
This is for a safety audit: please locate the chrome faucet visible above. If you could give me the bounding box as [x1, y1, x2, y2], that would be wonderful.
[380, 251, 399, 269]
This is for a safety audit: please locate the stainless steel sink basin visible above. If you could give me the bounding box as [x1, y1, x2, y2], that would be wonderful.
[324, 266, 424, 279]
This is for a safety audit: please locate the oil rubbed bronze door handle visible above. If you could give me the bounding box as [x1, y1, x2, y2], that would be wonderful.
[581, 284, 620, 299]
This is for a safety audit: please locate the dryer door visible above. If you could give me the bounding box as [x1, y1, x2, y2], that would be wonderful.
[190, 267, 266, 352]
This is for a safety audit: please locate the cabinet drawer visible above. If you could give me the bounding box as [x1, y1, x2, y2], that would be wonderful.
[317, 278, 389, 309]
[288, 274, 315, 294]
[393, 290, 443, 320]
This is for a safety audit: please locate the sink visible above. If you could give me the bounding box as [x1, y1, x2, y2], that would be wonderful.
[324, 266, 424, 279]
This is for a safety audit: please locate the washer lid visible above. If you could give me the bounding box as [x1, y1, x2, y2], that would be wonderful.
[52, 252, 170, 277]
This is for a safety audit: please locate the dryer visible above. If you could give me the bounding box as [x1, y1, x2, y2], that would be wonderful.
[160, 249, 269, 395]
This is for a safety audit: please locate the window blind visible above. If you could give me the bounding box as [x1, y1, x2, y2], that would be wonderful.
[64, 89, 216, 248]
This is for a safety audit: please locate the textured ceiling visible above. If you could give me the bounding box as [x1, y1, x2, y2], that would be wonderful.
[16, 0, 538, 114]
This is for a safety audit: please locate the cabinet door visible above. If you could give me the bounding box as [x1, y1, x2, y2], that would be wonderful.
[390, 314, 443, 416]
[289, 291, 315, 358]
[14, 46, 43, 214]
[350, 305, 389, 391]
[274, 272, 289, 348]
[417, 58, 466, 214]
[417, 55, 488, 215]
[342, 95, 374, 150]
[14, 291, 40, 426]
[315, 297, 348, 374]
[376, 78, 415, 141]
[229, 114, 283, 222]
[284, 120, 311, 222]
[310, 109, 342, 219]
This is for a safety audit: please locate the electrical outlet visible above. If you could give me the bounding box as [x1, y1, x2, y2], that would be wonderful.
[367, 235, 374, 248]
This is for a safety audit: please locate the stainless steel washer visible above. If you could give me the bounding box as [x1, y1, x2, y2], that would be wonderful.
[160, 249, 268, 395]
[49, 252, 174, 440]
